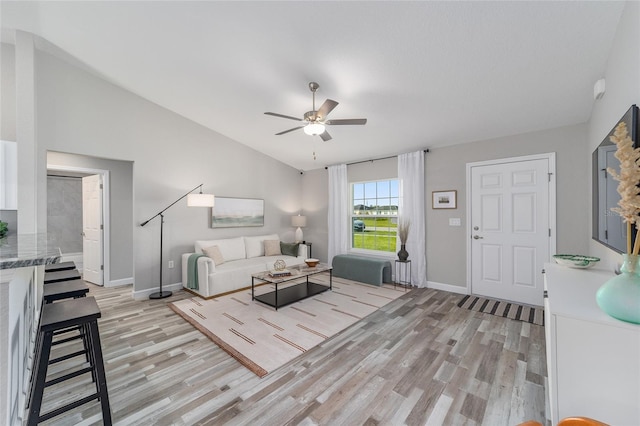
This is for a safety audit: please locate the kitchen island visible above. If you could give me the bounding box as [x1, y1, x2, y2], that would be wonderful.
[0, 234, 61, 425]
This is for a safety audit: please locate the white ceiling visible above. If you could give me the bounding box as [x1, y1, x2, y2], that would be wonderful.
[1, 1, 625, 171]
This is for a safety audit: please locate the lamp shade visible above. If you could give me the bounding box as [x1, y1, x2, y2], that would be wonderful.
[291, 215, 307, 227]
[187, 193, 215, 207]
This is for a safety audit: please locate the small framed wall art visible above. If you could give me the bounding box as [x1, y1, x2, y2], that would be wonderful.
[432, 190, 457, 209]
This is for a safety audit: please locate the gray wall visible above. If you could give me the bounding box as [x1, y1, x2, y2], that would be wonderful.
[427, 124, 588, 288]
[4, 38, 304, 296]
[588, 1, 640, 270]
[46, 176, 83, 254]
[47, 151, 135, 283]
[1, 43, 16, 142]
[303, 124, 589, 289]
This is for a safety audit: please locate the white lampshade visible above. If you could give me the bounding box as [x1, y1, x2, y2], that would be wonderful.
[303, 123, 325, 136]
[291, 215, 307, 227]
[187, 193, 215, 207]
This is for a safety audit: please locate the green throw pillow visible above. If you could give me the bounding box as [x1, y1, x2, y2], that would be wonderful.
[280, 242, 300, 257]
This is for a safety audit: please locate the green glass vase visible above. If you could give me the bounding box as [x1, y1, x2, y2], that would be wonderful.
[596, 254, 640, 324]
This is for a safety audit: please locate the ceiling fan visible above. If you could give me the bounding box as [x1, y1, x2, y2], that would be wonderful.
[264, 82, 367, 141]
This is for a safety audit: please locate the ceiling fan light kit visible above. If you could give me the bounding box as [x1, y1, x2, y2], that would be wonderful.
[265, 81, 367, 142]
[303, 122, 325, 136]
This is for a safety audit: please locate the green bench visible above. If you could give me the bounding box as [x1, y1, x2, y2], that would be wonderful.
[331, 254, 392, 286]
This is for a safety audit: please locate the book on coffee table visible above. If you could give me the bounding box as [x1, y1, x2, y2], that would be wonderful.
[269, 269, 291, 277]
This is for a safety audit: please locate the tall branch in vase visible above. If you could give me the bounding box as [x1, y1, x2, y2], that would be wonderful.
[607, 121, 640, 254]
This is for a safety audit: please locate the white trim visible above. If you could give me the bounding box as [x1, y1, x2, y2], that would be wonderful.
[132, 282, 183, 300]
[106, 277, 133, 288]
[427, 280, 468, 295]
[465, 152, 557, 298]
[47, 164, 111, 287]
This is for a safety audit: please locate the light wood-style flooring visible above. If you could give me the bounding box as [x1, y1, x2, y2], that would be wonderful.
[36, 284, 547, 425]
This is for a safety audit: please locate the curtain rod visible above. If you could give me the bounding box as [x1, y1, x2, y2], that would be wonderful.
[324, 149, 429, 170]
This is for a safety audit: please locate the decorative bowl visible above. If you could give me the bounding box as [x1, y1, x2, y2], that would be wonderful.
[305, 258, 319, 267]
[553, 254, 600, 269]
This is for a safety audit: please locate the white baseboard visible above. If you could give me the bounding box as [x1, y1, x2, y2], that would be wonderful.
[132, 282, 183, 300]
[427, 280, 468, 295]
[106, 277, 134, 288]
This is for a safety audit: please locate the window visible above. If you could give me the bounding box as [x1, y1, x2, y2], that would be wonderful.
[351, 179, 399, 253]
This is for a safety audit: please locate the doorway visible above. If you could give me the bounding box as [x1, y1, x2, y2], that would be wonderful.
[47, 166, 110, 286]
[466, 153, 556, 306]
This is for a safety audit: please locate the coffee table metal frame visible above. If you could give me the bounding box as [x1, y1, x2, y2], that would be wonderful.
[251, 263, 332, 310]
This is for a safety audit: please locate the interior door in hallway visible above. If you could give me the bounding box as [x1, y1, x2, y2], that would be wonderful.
[470, 157, 552, 306]
[83, 174, 103, 285]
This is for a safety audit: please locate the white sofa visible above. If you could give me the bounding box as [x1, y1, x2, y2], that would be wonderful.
[181, 234, 308, 299]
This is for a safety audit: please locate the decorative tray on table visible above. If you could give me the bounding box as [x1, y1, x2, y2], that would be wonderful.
[552, 254, 600, 269]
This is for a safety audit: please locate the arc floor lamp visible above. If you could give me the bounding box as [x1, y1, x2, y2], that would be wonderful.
[141, 184, 214, 299]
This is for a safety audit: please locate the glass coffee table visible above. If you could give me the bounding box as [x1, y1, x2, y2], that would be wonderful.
[251, 263, 332, 310]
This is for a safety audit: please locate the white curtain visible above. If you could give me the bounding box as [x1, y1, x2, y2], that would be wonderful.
[398, 151, 427, 288]
[328, 164, 349, 263]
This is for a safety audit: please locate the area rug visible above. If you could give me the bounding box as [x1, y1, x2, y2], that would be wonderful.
[457, 295, 544, 326]
[169, 275, 406, 377]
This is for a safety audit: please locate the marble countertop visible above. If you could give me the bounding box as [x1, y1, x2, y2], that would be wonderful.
[0, 234, 61, 270]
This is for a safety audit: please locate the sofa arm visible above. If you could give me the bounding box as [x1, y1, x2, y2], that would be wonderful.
[181, 253, 216, 289]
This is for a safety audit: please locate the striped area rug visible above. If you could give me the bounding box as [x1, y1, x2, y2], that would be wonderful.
[457, 295, 544, 326]
[170, 274, 406, 377]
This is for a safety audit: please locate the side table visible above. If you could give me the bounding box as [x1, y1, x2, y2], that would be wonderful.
[395, 260, 411, 290]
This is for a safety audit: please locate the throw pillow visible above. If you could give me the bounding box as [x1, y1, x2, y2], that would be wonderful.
[202, 245, 225, 266]
[280, 241, 300, 257]
[264, 239, 281, 256]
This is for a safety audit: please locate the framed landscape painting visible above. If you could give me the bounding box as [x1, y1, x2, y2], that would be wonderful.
[432, 190, 457, 209]
[211, 197, 264, 228]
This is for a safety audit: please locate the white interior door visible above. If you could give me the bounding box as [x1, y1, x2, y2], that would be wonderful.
[82, 174, 103, 285]
[470, 157, 551, 306]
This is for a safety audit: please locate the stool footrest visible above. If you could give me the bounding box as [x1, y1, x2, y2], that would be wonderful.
[46, 366, 93, 387]
[52, 333, 84, 346]
[39, 393, 100, 423]
[50, 349, 87, 365]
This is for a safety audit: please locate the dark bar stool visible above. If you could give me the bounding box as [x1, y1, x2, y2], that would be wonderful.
[27, 297, 111, 425]
[44, 269, 81, 284]
[43, 279, 89, 304]
[45, 261, 76, 272]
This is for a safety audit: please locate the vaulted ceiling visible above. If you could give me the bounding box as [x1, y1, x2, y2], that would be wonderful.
[1, 1, 625, 171]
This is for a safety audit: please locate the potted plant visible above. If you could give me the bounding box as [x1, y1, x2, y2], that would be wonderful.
[397, 218, 410, 261]
[0, 221, 7, 239]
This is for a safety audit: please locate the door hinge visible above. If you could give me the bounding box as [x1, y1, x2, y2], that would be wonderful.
[549, 228, 551, 237]
[100, 224, 104, 230]
[100, 183, 103, 189]
[100, 265, 104, 271]
[605, 229, 608, 239]
[548, 173, 553, 182]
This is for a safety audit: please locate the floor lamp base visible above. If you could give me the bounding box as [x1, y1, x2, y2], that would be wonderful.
[149, 290, 172, 299]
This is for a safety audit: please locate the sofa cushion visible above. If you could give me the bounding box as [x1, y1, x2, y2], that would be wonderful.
[244, 234, 279, 259]
[195, 237, 245, 261]
[202, 245, 225, 266]
[264, 239, 281, 256]
[280, 242, 300, 257]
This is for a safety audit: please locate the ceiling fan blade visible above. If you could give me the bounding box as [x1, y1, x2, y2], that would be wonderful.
[316, 99, 339, 120]
[325, 118, 367, 125]
[319, 130, 332, 142]
[265, 112, 302, 121]
[275, 126, 304, 135]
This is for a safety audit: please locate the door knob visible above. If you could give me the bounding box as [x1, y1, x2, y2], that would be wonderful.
[473, 235, 483, 240]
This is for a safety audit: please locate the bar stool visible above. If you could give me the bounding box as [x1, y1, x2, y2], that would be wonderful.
[45, 261, 77, 272]
[43, 279, 89, 304]
[27, 297, 111, 425]
[44, 269, 81, 284]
